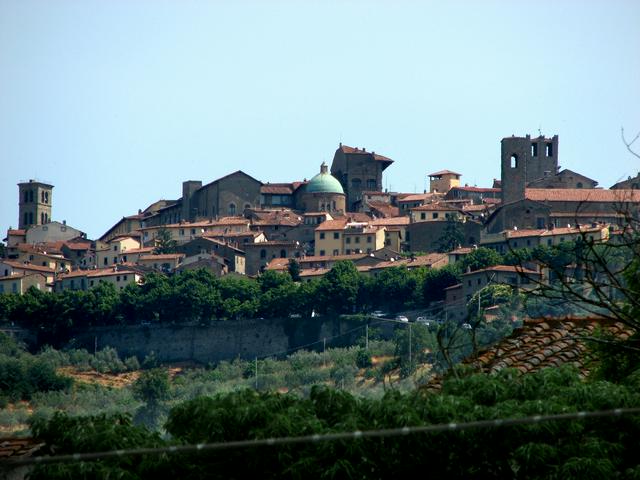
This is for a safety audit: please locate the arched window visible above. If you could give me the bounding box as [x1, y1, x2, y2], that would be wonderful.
[510, 155, 518, 168]
[41, 191, 45, 202]
[351, 178, 362, 188]
[367, 179, 376, 190]
[24, 191, 29, 203]
[41, 212, 45, 224]
[280, 250, 287, 258]
[260, 249, 267, 259]
[228, 203, 236, 215]
[576, 182, 583, 189]
[28, 212, 34, 225]
[29, 190, 34, 202]
[332, 201, 336, 210]
[244, 203, 251, 210]
[44, 191, 49, 203]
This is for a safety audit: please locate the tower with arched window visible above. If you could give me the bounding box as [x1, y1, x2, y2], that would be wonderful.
[18, 180, 53, 230]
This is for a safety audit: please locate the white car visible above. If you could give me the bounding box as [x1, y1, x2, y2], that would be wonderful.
[395, 315, 409, 323]
[371, 311, 386, 318]
[461, 323, 473, 330]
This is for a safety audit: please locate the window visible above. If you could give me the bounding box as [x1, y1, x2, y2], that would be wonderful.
[346, 249, 351, 254]
[12, 283, 17, 293]
[260, 249, 267, 259]
[319, 250, 325, 256]
[346, 237, 351, 244]
[244, 203, 251, 210]
[367, 179, 376, 190]
[122, 255, 127, 262]
[228, 203, 236, 215]
[280, 250, 287, 258]
[191, 229, 196, 235]
[355, 237, 360, 244]
[116, 276, 120, 281]
[421, 213, 426, 220]
[351, 178, 362, 188]
[513, 241, 518, 248]
[510, 154, 518, 168]
[537, 218, 546, 228]
[41, 212, 45, 224]
[531, 143, 538, 157]
[546, 143, 553, 156]
[24, 212, 28, 226]
[576, 182, 583, 189]
[70, 279, 75, 289]
[180, 229, 185, 235]
[333, 232, 339, 239]
[90, 280, 95, 286]
[28, 212, 34, 225]
[366, 248, 371, 253]
[29, 190, 34, 202]
[467, 280, 472, 286]
[547, 239, 552, 246]
[113, 245, 118, 251]
[103, 257, 108, 266]
[526, 240, 531, 246]
[477, 278, 482, 285]
[319, 232, 325, 239]
[333, 249, 339, 255]
[367, 236, 372, 243]
[44, 191, 49, 203]
[24, 191, 29, 203]
[432, 213, 438, 219]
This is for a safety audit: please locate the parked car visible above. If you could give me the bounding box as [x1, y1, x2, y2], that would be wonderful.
[371, 310, 386, 318]
[395, 315, 409, 323]
[415, 316, 432, 327]
[461, 322, 473, 330]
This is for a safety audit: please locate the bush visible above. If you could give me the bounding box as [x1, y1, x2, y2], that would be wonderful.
[356, 348, 373, 368]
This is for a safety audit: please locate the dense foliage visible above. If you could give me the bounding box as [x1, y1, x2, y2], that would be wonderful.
[26, 364, 640, 479]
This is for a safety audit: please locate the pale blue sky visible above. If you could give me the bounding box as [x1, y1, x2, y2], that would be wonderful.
[1, 0, 639, 239]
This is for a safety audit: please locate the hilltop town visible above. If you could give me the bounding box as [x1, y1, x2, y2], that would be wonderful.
[2, 133, 639, 320]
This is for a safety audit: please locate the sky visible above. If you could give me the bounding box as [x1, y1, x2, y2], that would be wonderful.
[1, 0, 639, 239]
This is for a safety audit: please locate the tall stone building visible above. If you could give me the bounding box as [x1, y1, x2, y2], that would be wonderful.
[18, 180, 53, 229]
[330, 144, 394, 211]
[501, 135, 559, 204]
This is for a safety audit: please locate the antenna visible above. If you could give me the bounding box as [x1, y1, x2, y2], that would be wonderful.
[538, 125, 542, 136]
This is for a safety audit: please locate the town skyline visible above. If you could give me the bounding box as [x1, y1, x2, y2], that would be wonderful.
[2, 0, 639, 239]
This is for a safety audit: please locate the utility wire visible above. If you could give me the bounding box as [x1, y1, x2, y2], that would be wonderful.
[6, 407, 640, 468]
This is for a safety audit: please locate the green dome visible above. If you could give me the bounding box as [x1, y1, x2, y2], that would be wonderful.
[306, 163, 345, 194]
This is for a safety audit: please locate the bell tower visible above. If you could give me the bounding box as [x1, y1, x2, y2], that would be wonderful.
[18, 180, 53, 229]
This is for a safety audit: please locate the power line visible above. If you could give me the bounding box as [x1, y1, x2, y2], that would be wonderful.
[6, 407, 640, 468]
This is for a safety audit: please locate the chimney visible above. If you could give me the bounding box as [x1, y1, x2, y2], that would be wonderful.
[63, 220, 66, 225]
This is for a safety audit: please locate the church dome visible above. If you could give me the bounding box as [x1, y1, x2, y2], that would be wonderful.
[306, 162, 344, 194]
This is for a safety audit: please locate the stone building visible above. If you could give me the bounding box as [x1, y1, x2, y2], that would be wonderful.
[330, 144, 394, 210]
[611, 172, 640, 190]
[18, 180, 53, 229]
[428, 170, 461, 193]
[296, 162, 346, 214]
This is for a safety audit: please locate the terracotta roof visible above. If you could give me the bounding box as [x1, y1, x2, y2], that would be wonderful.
[57, 266, 143, 279]
[370, 216, 410, 227]
[468, 317, 632, 376]
[346, 212, 374, 222]
[370, 253, 448, 270]
[119, 247, 155, 254]
[367, 201, 400, 218]
[260, 184, 296, 195]
[243, 241, 300, 247]
[0, 260, 56, 274]
[525, 188, 640, 203]
[6, 229, 26, 236]
[497, 225, 608, 240]
[139, 254, 185, 261]
[450, 186, 500, 193]
[482, 198, 502, 205]
[449, 247, 473, 255]
[423, 316, 635, 393]
[316, 219, 349, 231]
[411, 203, 462, 212]
[338, 144, 393, 164]
[0, 437, 45, 460]
[462, 265, 540, 276]
[397, 193, 433, 203]
[428, 169, 462, 176]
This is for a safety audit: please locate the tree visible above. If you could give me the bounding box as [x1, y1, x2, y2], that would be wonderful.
[456, 247, 502, 273]
[435, 219, 465, 253]
[422, 265, 461, 304]
[287, 259, 301, 281]
[153, 227, 177, 254]
[318, 261, 360, 315]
